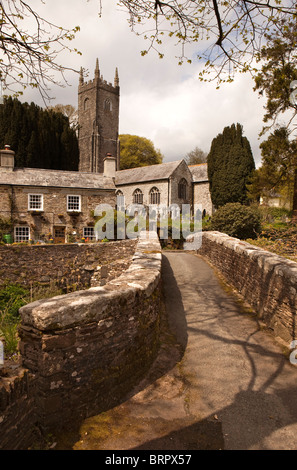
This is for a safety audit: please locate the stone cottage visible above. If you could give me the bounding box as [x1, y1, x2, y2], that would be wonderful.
[0, 146, 116, 243]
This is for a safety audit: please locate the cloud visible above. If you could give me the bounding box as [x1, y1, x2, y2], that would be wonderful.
[21, 0, 266, 167]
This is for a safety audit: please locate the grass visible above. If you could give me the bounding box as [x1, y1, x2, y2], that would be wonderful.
[244, 207, 297, 262]
[0, 282, 63, 360]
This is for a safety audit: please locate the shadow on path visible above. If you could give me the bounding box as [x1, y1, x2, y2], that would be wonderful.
[53, 252, 297, 450]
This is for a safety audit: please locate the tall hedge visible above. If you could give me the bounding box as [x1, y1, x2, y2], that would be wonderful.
[207, 123, 255, 208]
[0, 97, 79, 170]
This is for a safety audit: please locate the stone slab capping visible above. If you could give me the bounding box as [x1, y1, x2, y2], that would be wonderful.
[198, 231, 297, 345]
[1, 232, 162, 449]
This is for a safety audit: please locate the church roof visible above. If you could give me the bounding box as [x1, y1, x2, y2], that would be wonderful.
[0, 167, 115, 190]
[115, 160, 184, 185]
[188, 163, 209, 183]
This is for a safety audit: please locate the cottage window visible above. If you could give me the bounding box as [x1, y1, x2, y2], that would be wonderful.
[14, 226, 30, 242]
[133, 189, 143, 205]
[149, 187, 160, 205]
[178, 179, 187, 200]
[28, 194, 43, 211]
[67, 195, 81, 212]
[83, 227, 95, 240]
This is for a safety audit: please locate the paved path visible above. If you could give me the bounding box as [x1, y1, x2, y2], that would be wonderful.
[56, 252, 297, 450]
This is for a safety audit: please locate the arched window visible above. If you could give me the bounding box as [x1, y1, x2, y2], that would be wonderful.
[178, 178, 187, 200]
[116, 190, 125, 208]
[84, 97, 89, 111]
[104, 99, 112, 111]
[133, 188, 143, 204]
[149, 187, 160, 205]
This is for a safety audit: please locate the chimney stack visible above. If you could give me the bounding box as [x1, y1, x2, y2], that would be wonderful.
[103, 153, 116, 178]
[0, 145, 15, 169]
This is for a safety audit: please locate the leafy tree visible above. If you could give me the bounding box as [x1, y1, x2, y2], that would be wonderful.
[253, 19, 297, 134]
[115, 0, 296, 83]
[207, 123, 255, 208]
[253, 19, 297, 219]
[0, 97, 79, 170]
[2, 2, 296, 102]
[49, 104, 78, 130]
[185, 146, 207, 165]
[119, 134, 163, 170]
[0, 1, 81, 103]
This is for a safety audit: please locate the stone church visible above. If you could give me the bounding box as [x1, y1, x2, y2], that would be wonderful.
[0, 59, 212, 243]
[77, 59, 212, 216]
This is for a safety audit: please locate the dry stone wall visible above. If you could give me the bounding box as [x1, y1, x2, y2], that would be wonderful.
[0, 240, 137, 290]
[198, 231, 297, 344]
[0, 232, 162, 449]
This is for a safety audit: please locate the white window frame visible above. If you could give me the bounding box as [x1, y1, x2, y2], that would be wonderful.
[67, 195, 81, 212]
[28, 193, 43, 211]
[14, 226, 30, 242]
[83, 227, 96, 240]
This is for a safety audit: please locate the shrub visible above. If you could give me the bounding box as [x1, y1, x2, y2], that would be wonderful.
[211, 203, 261, 239]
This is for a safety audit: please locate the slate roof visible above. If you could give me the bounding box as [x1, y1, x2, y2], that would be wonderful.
[115, 160, 183, 186]
[0, 167, 115, 190]
[188, 163, 209, 183]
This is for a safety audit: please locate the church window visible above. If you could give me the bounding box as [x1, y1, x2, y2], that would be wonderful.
[149, 187, 160, 205]
[84, 98, 90, 111]
[104, 99, 112, 111]
[133, 188, 143, 204]
[116, 190, 125, 208]
[178, 178, 187, 199]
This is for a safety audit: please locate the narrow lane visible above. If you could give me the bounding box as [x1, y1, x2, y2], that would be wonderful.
[56, 252, 297, 450]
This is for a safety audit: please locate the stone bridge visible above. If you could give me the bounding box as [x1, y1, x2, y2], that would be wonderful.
[1, 231, 297, 450]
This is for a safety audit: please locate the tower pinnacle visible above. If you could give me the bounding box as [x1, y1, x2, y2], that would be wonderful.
[95, 58, 100, 80]
[79, 67, 84, 85]
[114, 67, 119, 87]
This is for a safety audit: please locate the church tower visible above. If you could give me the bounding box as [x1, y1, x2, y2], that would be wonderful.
[78, 59, 120, 173]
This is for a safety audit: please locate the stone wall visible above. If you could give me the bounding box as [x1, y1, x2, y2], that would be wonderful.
[0, 232, 162, 449]
[198, 231, 297, 344]
[0, 239, 137, 290]
[193, 182, 213, 216]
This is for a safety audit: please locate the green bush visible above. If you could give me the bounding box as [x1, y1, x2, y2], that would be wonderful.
[211, 203, 262, 239]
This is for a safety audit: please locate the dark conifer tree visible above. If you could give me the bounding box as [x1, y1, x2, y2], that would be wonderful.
[0, 97, 79, 170]
[207, 123, 255, 208]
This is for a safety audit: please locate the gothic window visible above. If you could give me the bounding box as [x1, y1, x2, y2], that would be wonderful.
[149, 187, 160, 205]
[104, 99, 112, 112]
[178, 178, 187, 200]
[84, 98, 89, 111]
[133, 188, 143, 204]
[116, 190, 125, 208]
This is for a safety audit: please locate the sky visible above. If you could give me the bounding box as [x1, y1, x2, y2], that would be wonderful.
[18, 0, 270, 167]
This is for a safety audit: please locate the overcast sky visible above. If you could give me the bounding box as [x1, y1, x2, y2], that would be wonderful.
[19, 0, 270, 167]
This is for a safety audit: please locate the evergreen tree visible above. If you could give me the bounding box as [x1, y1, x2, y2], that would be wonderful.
[0, 97, 79, 170]
[207, 123, 255, 208]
